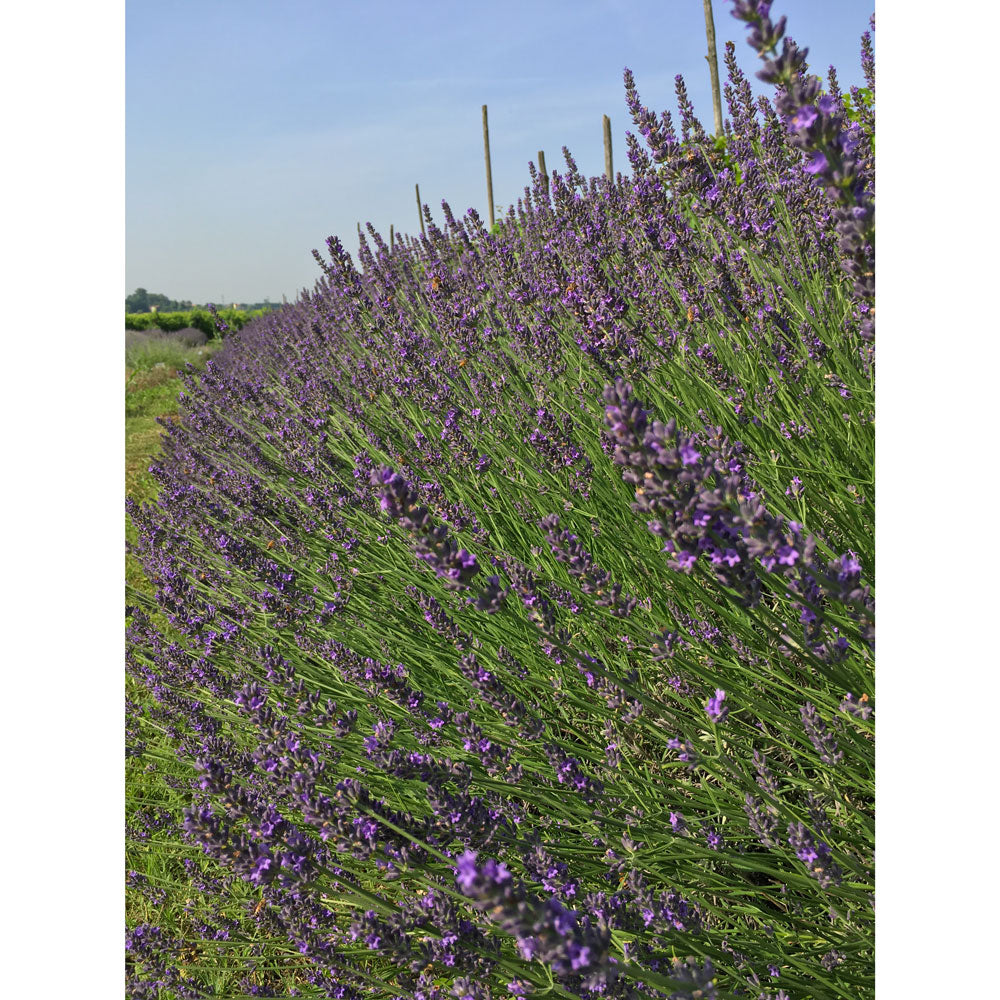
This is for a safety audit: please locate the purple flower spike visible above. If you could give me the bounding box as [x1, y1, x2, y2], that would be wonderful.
[679, 442, 701, 465]
[787, 821, 842, 887]
[803, 150, 829, 174]
[604, 380, 874, 656]
[374, 465, 481, 590]
[800, 702, 843, 764]
[790, 104, 819, 131]
[705, 688, 729, 723]
[455, 852, 616, 986]
[731, 0, 875, 328]
[665, 957, 718, 999]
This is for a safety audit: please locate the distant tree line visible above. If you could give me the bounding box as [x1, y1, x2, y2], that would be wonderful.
[126, 288, 194, 313]
[126, 288, 277, 313]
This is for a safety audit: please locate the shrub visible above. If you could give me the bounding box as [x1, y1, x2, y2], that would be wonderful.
[186, 308, 217, 337]
[125, 307, 273, 338]
[165, 327, 209, 348]
[125, 312, 157, 331]
[126, 5, 875, 998]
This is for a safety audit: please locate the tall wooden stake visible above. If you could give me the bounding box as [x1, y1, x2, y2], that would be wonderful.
[537, 150, 548, 197]
[482, 104, 495, 229]
[415, 183, 425, 236]
[603, 115, 613, 181]
[702, 0, 724, 137]
[389, 224, 394, 251]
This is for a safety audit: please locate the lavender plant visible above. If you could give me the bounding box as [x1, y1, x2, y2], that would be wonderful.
[126, 4, 874, 997]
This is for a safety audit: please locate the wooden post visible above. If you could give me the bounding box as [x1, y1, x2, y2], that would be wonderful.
[482, 104, 495, 229]
[702, 0, 724, 137]
[357, 222, 361, 237]
[603, 115, 613, 182]
[415, 183, 425, 236]
[537, 149, 548, 197]
[390, 224, 394, 251]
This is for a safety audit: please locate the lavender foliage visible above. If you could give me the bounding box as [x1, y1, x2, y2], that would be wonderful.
[126, 6, 875, 997]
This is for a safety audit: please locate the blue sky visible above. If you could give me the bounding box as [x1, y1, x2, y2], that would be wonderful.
[126, 0, 875, 305]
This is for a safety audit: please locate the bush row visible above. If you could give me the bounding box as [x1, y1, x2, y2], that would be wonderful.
[125, 305, 275, 337]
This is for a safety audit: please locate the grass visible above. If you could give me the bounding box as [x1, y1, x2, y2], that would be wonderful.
[126, 334, 216, 372]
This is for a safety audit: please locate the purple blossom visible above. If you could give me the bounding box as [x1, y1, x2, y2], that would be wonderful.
[801, 702, 843, 765]
[679, 442, 701, 465]
[703, 826, 724, 851]
[787, 821, 842, 887]
[705, 688, 729, 723]
[603, 379, 873, 654]
[789, 104, 818, 131]
[454, 852, 617, 987]
[664, 957, 718, 999]
[803, 151, 828, 174]
[455, 850, 511, 895]
[731, 0, 875, 333]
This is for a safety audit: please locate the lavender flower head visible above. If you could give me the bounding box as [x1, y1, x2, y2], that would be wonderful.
[372, 465, 480, 590]
[665, 957, 718, 999]
[455, 851, 617, 989]
[705, 688, 729, 723]
[455, 849, 513, 896]
[730, 0, 875, 336]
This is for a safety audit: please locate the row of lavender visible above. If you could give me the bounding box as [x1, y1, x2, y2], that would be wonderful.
[126, 4, 874, 998]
